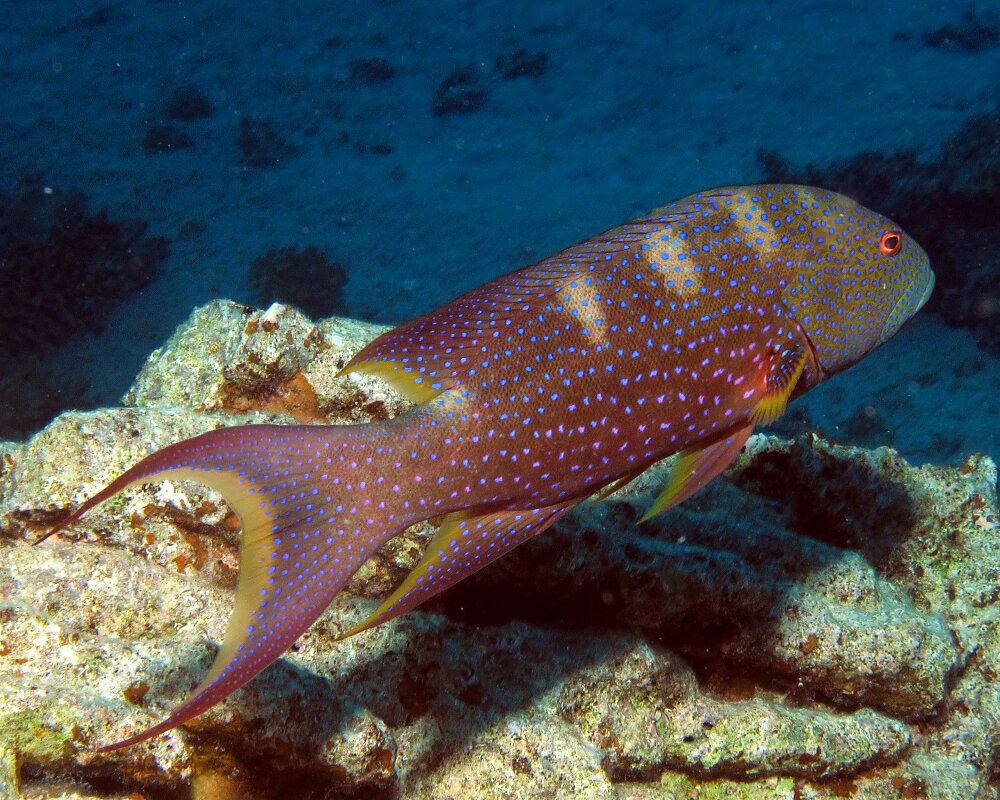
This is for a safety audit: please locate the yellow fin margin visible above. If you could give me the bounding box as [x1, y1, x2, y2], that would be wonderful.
[640, 425, 754, 522]
[339, 500, 578, 639]
[342, 358, 453, 404]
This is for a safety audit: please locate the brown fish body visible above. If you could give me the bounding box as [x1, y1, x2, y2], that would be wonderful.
[44, 184, 933, 749]
[382, 288, 812, 512]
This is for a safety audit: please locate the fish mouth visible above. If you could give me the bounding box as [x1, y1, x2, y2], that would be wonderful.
[916, 271, 935, 312]
[879, 269, 935, 345]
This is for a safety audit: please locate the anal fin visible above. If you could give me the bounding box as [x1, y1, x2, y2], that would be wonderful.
[590, 468, 646, 503]
[339, 499, 580, 638]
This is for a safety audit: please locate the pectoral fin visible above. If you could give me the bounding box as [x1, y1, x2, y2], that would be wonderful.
[640, 337, 812, 522]
[750, 338, 812, 427]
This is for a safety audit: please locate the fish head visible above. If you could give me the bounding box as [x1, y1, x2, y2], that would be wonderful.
[769, 185, 934, 378]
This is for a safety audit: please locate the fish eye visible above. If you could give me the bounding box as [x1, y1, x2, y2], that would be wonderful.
[879, 230, 902, 256]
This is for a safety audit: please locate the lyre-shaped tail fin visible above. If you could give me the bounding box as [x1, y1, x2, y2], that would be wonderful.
[45, 423, 403, 751]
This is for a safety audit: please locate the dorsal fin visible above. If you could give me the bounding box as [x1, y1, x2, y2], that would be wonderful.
[341, 201, 727, 403]
[342, 259, 589, 402]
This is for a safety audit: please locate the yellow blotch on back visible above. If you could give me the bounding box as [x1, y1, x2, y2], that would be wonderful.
[647, 236, 703, 299]
[559, 278, 610, 346]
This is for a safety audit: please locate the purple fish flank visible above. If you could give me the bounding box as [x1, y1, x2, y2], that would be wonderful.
[46, 184, 934, 749]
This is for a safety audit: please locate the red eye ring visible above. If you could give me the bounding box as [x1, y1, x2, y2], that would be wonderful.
[879, 230, 902, 256]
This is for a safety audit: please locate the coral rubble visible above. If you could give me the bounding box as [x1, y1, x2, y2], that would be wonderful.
[0, 178, 169, 440]
[0, 180, 168, 360]
[1, 301, 998, 798]
[164, 83, 215, 122]
[431, 65, 489, 116]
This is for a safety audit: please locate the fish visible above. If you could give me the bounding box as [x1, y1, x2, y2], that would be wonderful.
[44, 184, 934, 750]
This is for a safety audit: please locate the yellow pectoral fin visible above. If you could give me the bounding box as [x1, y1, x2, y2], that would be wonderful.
[750, 339, 811, 427]
[642, 336, 812, 524]
[640, 424, 754, 522]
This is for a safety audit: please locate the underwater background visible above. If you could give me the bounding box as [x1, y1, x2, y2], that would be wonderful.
[3, 1, 1000, 798]
[2, 0, 999, 459]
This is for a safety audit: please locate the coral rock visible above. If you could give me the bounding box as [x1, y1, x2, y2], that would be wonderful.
[3, 300, 999, 797]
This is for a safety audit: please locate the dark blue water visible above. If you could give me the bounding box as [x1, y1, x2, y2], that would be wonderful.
[5, 5, 1000, 798]
[2, 1, 998, 456]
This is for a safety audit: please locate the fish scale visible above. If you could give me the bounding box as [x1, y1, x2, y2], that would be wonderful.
[43, 184, 934, 749]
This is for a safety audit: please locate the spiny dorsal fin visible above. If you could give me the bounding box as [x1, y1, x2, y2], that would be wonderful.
[341, 202, 720, 403]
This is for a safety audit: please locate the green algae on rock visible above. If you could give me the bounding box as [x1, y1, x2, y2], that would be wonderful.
[1, 300, 998, 799]
[559, 643, 910, 782]
[0, 746, 16, 800]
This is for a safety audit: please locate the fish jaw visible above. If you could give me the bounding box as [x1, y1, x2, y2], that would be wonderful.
[879, 260, 935, 346]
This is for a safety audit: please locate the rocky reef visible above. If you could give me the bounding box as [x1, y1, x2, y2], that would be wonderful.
[1, 301, 998, 799]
